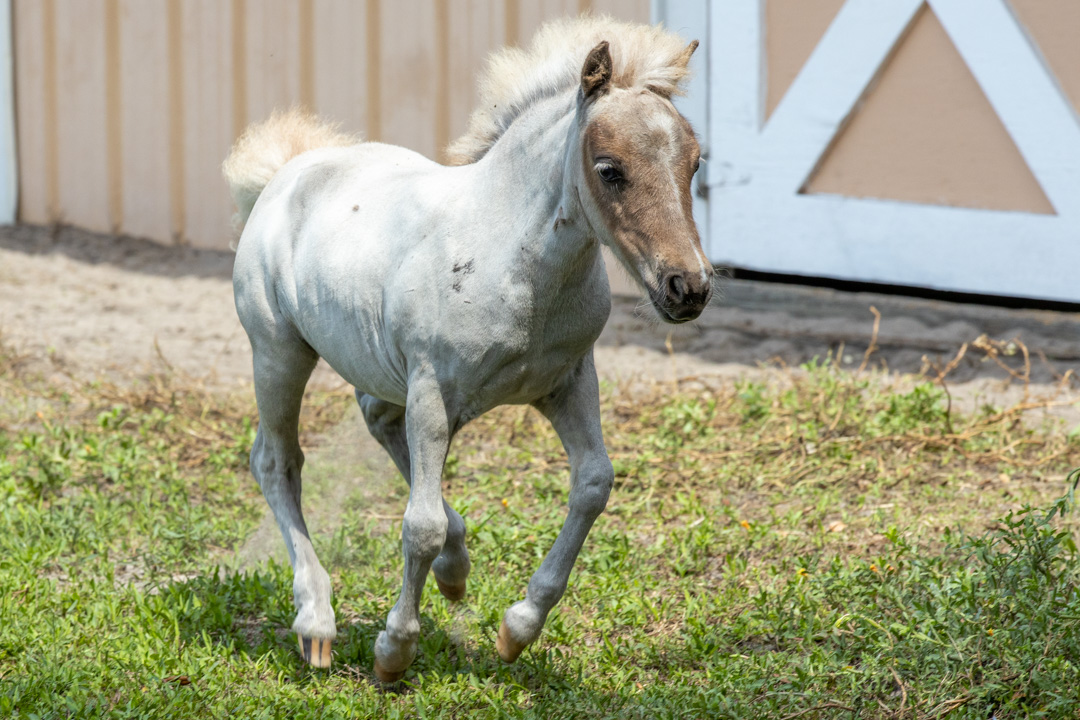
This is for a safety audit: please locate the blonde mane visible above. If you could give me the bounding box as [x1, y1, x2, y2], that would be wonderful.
[446, 15, 696, 166]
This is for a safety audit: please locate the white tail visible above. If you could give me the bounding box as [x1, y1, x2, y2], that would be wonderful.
[222, 107, 359, 235]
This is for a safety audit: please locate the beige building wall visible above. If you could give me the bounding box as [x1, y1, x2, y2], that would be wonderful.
[12, 0, 649, 249]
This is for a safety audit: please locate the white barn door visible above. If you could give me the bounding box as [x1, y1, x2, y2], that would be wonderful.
[656, 0, 1080, 303]
[0, 0, 15, 224]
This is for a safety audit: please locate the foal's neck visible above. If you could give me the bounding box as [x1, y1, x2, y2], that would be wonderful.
[478, 91, 598, 275]
[471, 91, 612, 352]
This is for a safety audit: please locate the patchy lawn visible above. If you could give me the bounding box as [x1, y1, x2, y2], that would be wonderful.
[1, 342, 1078, 719]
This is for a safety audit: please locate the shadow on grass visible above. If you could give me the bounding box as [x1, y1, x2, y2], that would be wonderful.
[148, 566, 697, 719]
[164, 563, 596, 695]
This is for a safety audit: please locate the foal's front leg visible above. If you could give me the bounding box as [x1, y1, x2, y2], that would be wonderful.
[373, 376, 451, 683]
[357, 391, 471, 601]
[498, 352, 614, 662]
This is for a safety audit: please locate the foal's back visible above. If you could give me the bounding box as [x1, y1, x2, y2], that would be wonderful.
[239, 141, 445, 272]
[233, 142, 455, 398]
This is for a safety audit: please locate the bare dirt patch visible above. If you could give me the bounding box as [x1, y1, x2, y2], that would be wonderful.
[4, 223, 1079, 391]
[3, 223, 1079, 431]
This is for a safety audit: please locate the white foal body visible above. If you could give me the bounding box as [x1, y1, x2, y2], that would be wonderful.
[225, 16, 710, 681]
[238, 127, 610, 411]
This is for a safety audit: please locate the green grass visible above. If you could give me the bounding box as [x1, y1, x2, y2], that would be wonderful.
[1, 346, 1078, 719]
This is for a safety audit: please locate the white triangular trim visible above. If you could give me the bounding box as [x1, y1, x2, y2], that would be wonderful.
[931, 0, 1080, 219]
[756, 0, 922, 194]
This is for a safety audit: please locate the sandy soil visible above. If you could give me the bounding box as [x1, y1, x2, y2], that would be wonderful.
[3, 224, 1079, 394]
[1, 223, 1077, 379]
[1, 226, 1078, 431]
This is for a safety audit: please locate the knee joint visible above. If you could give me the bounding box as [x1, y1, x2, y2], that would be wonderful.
[249, 432, 303, 481]
[572, 456, 614, 517]
[403, 507, 448, 560]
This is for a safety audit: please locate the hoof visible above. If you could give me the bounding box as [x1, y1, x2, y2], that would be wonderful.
[436, 578, 466, 602]
[373, 658, 405, 684]
[297, 635, 332, 669]
[496, 619, 527, 663]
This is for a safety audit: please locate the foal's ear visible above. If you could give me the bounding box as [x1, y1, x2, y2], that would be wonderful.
[676, 40, 699, 69]
[581, 41, 613, 99]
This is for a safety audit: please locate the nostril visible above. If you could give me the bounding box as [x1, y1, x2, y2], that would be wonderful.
[700, 282, 713, 304]
[667, 273, 686, 303]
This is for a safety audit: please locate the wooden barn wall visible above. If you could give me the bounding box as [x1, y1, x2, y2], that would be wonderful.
[12, 0, 650, 249]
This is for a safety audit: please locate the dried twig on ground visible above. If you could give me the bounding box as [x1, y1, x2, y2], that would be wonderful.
[857, 305, 882, 374]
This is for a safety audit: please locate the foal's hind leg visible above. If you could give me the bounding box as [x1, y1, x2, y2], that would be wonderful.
[249, 342, 335, 667]
[357, 391, 471, 600]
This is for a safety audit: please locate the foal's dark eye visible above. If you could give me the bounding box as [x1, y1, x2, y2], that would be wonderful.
[692, 158, 701, 175]
[595, 162, 623, 185]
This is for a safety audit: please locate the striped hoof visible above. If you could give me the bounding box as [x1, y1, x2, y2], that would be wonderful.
[436, 578, 466, 602]
[495, 619, 526, 663]
[297, 635, 332, 669]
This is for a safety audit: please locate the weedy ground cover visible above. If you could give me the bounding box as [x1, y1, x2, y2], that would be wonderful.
[0, 340, 1078, 719]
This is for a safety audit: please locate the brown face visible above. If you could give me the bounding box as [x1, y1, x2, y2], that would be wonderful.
[581, 89, 713, 323]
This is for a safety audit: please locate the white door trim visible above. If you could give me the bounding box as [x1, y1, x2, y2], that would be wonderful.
[0, 0, 16, 224]
[932, 0, 1080, 220]
[755, 0, 923, 195]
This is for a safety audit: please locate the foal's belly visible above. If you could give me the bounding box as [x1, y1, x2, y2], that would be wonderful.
[289, 267, 412, 405]
[459, 347, 581, 410]
[283, 154, 443, 405]
[302, 288, 601, 417]
[312, 326, 411, 407]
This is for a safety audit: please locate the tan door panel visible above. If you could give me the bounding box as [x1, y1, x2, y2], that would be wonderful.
[1010, 0, 1080, 118]
[804, 5, 1054, 215]
[766, 0, 846, 120]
